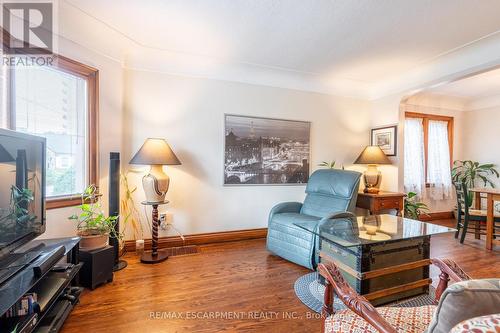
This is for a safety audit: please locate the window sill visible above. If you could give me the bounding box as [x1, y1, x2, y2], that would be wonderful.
[46, 196, 82, 209]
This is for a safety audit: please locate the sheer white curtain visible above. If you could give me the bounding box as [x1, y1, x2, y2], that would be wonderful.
[427, 120, 452, 200]
[404, 118, 426, 197]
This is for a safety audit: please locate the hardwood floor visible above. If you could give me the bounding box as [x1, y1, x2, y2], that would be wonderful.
[62, 219, 499, 333]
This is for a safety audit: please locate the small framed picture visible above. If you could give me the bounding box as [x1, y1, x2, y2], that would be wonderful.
[371, 125, 397, 156]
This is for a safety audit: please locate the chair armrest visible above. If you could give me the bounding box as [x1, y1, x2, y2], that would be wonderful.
[318, 261, 397, 333]
[269, 202, 303, 217]
[431, 258, 471, 304]
[319, 211, 356, 224]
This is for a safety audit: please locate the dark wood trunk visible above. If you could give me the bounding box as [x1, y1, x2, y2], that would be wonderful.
[319, 236, 431, 306]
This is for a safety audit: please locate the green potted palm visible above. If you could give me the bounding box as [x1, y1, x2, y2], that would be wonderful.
[69, 185, 119, 251]
[452, 160, 499, 189]
[451, 160, 499, 212]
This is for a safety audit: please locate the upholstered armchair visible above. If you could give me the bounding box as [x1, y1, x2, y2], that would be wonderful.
[319, 259, 500, 333]
[266, 169, 361, 269]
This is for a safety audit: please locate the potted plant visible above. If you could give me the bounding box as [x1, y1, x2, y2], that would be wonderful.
[451, 160, 499, 213]
[69, 185, 119, 251]
[452, 160, 499, 189]
[404, 192, 430, 220]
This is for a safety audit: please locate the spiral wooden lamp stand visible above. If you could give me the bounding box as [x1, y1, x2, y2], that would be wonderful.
[141, 200, 169, 264]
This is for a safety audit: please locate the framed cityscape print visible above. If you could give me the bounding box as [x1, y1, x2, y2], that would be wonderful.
[371, 125, 397, 156]
[224, 114, 310, 185]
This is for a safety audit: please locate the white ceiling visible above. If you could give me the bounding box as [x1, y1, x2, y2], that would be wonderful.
[429, 68, 500, 99]
[59, 0, 500, 99]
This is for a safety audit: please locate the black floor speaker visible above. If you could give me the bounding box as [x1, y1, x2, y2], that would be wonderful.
[109, 152, 127, 271]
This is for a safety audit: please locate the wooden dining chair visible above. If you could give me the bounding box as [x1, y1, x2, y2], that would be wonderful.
[453, 181, 500, 244]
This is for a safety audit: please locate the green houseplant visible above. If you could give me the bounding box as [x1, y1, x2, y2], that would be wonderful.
[318, 161, 344, 169]
[452, 160, 499, 188]
[404, 192, 430, 220]
[451, 160, 499, 208]
[69, 185, 119, 251]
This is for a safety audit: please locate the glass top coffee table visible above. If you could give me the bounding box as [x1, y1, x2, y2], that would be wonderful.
[294, 214, 455, 305]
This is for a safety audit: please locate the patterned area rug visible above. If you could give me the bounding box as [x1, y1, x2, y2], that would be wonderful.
[294, 272, 435, 313]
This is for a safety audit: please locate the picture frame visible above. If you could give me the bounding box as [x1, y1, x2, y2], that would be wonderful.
[223, 114, 311, 185]
[371, 125, 397, 156]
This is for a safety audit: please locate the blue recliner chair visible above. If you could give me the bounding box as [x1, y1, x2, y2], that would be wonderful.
[266, 169, 361, 269]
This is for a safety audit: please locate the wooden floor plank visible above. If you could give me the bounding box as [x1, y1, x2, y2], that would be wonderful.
[61, 219, 499, 333]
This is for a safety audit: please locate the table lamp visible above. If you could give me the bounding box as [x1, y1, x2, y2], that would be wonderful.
[354, 145, 391, 194]
[129, 138, 181, 203]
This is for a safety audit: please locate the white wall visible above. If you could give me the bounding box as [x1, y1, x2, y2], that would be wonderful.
[368, 94, 403, 193]
[37, 53, 500, 239]
[33, 30, 500, 239]
[122, 69, 370, 238]
[462, 107, 500, 188]
[32, 35, 373, 241]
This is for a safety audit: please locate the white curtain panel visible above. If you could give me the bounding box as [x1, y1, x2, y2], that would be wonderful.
[427, 120, 452, 200]
[404, 118, 426, 197]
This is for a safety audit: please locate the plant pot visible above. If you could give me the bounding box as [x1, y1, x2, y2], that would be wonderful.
[78, 233, 109, 251]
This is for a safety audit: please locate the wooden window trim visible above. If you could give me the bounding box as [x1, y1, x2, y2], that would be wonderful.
[2, 29, 99, 209]
[405, 112, 454, 187]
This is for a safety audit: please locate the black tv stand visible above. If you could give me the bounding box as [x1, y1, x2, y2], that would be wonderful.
[0, 237, 82, 333]
[0, 251, 41, 286]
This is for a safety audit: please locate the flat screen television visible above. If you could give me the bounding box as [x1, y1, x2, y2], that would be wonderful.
[0, 128, 46, 259]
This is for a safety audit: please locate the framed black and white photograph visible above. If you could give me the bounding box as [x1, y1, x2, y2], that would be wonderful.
[224, 114, 310, 185]
[371, 125, 397, 156]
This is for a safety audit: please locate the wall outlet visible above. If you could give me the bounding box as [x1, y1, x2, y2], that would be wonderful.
[159, 212, 173, 230]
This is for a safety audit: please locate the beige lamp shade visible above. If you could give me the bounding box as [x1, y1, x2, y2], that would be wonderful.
[354, 146, 391, 194]
[129, 138, 181, 203]
[354, 146, 391, 165]
[129, 138, 181, 166]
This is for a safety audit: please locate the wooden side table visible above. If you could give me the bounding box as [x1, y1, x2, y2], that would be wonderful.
[356, 191, 406, 216]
